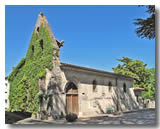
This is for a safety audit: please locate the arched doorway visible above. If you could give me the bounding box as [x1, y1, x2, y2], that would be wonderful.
[65, 82, 79, 115]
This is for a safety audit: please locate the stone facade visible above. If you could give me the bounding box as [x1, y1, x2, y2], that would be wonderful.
[58, 63, 139, 116]
[39, 61, 140, 117]
[144, 99, 155, 108]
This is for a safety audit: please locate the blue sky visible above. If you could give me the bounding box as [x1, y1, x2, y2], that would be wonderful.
[5, 5, 155, 76]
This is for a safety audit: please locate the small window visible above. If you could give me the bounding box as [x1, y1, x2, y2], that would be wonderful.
[108, 81, 112, 92]
[5, 83, 7, 88]
[5, 99, 7, 104]
[123, 83, 126, 93]
[37, 27, 39, 32]
[115, 78, 118, 86]
[32, 45, 34, 53]
[40, 40, 43, 50]
[93, 80, 97, 92]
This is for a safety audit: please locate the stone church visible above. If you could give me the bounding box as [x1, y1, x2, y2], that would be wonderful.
[34, 13, 141, 117]
[11, 13, 141, 118]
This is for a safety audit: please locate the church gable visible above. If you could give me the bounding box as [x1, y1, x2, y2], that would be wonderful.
[8, 13, 59, 113]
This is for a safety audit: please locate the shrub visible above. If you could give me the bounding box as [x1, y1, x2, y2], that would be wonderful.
[40, 110, 48, 120]
[65, 113, 78, 122]
[106, 107, 114, 114]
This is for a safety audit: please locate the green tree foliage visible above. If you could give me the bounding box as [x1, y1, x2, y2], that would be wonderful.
[141, 68, 155, 99]
[8, 24, 58, 113]
[134, 5, 155, 39]
[112, 57, 151, 88]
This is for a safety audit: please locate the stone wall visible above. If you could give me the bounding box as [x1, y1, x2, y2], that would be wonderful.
[60, 63, 139, 116]
[38, 59, 67, 118]
[38, 62, 139, 118]
[144, 99, 155, 108]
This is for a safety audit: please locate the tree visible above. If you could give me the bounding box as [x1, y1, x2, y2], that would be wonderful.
[141, 68, 155, 99]
[112, 57, 151, 88]
[134, 5, 155, 39]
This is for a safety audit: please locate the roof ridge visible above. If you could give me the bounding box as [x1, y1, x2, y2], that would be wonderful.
[60, 62, 136, 80]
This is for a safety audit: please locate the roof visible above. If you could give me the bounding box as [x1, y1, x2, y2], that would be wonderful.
[60, 62, 135, 80]
[133, 88, 145, 91]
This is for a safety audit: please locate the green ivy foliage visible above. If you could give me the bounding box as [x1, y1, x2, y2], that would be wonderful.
[8, 24, 58, 113]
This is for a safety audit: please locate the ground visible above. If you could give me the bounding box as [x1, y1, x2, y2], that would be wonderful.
[12, 109, 156, 125]
[5, 111, 32, 124]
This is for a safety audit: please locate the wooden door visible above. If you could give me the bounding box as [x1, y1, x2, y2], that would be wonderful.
[66, 95, 72, 113]
[66, 94, 79, 115]
[72, 95, 79, 114]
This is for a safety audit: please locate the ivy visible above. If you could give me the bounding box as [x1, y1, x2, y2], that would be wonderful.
[8, 24, 58, 113]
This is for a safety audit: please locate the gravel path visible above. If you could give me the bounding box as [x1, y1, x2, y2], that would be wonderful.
[15, 109, 156, 125]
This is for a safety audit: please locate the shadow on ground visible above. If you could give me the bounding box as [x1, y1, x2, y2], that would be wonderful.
[6, 109, 156, 125]
[5, 111, 32, 124]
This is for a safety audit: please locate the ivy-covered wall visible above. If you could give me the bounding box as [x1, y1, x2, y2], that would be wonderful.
[8, 24, 58, 114]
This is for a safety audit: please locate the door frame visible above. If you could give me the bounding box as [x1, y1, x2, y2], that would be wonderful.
[65, 82, 79, 115]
